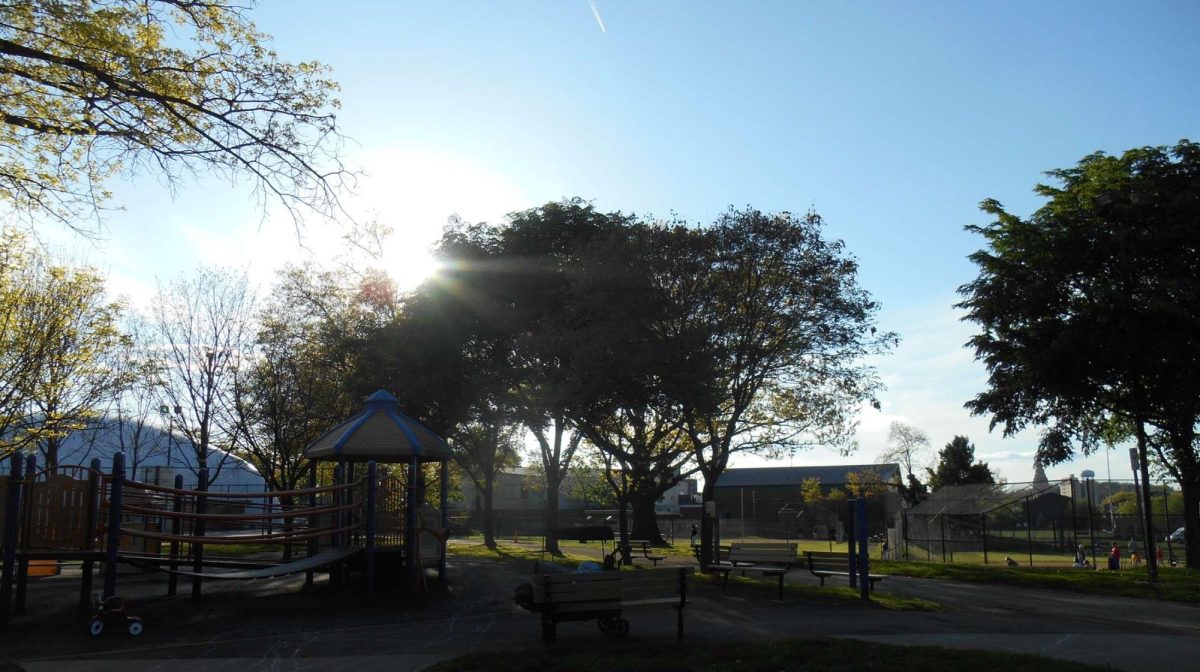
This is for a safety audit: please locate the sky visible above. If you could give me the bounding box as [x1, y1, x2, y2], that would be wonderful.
[47, 1, 1200, 485]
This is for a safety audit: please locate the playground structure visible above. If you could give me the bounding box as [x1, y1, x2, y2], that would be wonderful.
[0, 389, 452, 623]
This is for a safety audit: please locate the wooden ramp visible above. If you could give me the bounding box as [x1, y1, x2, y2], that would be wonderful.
[120, 547, 360, 580]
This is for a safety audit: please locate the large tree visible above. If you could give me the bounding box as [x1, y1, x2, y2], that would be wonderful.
[684, 208, 893, 565]
[0, 0, 347, 233]
[150, 266, 256, 482]
[0, 229, 129, 462]
[925, 435, 995, 491]
[879, 421, 931, 506]
[231, 270, 352, 499]
[498, 201, 631, 554]
[563, 220, 704, 545]
[959, 139, 1200, 568]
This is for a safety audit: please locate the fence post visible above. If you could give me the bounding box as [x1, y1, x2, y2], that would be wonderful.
[856, 498, 870, 601]
[1025, 496, 1034, 567]
[981, 513, 989, 565]
[365, 461, 376, 599]
[1163, 483, 1174, 564]
[14, 453, 37, 614]
[306, 461, 317, 587]
[1, 454, 25, 623]
[168, 474, 184, 596]
[102, 452, 125, 600]
[192, 468, 208, 601]
[846, 499, 858, 589]
[939, 514, 947, 563]
[79, 458, 102, 614]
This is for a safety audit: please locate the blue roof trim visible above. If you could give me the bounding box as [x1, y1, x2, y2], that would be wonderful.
[406, 414, 451, 453]
[385, 408, 423, 455]
[331, 410, 373, 455]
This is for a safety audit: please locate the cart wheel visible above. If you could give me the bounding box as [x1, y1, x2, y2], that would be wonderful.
[615, 618, 630, 637]
[89, 617, 105, 636]
[127, 619, 143, 636]
[597, 617, 612, 634]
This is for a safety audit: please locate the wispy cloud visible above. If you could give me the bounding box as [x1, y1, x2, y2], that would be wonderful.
[589, 0, 606, 33]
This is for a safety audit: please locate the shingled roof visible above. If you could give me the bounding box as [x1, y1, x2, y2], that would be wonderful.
[715, 464, 901, 488]
[304, 389, 450, 462]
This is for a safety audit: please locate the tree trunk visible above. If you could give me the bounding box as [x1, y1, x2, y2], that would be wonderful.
[544, 477, 561, 556]
[1169, 426, 1200, 570]
[482, 478, 497, 550]
[1134, 419, 1158, 581]
[630, 491, 662, 543]
[699, 479, 717, 567]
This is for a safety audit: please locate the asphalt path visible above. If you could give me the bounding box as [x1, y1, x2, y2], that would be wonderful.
[2, 557, 1197, 671]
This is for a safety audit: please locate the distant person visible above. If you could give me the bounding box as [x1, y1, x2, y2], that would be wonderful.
[1074, 544, 1087, 568]
[1131, 550, 1142, 567]
[1108, 542, 1121, 570]
[1156, 545, 1164, 565]
[689, 524, 699, 547]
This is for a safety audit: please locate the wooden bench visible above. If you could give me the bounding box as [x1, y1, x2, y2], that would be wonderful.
[710, 542, 797, 600]
[692, 544, 731, 564]
[621, 540, 667, 567]
[805, 551, 886, 589]
[530, 567, 690, 644]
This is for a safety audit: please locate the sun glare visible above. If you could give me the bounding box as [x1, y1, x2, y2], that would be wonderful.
[381, 243, 442, 291]
[351, 145, 528, 292]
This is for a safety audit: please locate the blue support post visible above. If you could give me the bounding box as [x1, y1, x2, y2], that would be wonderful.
[1, 454, 25, 623]
[365, 461, 377, 598]
[857, 497, 870, 601]
[103, 452, 125, 600]
[406, 456, 419, 590]
[331, 463, 344, 588]
[79, 458, 101, 614]
[191, 468, 208, 601]
[14, 454, 36, 614]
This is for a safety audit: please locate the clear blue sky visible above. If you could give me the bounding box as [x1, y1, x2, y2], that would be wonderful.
[83, 1, 1200, 484]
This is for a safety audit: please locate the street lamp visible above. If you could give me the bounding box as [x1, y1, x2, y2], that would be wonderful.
[1082, 469, 1096, 569]
[159, 404, 182, 471]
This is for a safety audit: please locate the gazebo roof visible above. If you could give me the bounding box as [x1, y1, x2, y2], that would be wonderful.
[304, 390, 450, 462]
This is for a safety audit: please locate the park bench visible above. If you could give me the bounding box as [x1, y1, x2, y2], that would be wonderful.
[710, 542, 797, 600]
[804, 550, 886, 589]
[541, 526, 614, 565]
[621, 539, 667, 567]
[529, 566, 691, 644]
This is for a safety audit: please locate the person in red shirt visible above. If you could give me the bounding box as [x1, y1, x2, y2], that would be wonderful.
[1108, 542, 1121, 570]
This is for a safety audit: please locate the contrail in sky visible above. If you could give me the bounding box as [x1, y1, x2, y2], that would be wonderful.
[589, 0, 606, 33]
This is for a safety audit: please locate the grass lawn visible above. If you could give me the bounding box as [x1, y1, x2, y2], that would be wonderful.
[427, 638, 1110, 672]
[448, 540, 938, 611]
[876, 560, 1200, 603]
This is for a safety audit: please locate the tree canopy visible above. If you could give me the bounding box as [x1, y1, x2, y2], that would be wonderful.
[0, 0, 347, 233]
[959, 140, 1200, 567]
[926, 435, 995, 491]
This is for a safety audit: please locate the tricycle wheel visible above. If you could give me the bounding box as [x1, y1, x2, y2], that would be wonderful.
[615, 618, 630, 637]
[127, 619, 143, 636]
[89, 617, 104, 636]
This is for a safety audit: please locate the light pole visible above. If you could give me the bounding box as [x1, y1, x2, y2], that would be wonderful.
[1082, 470, 1096, 569]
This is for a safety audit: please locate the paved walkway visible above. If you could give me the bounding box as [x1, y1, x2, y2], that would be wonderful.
[2, 553, 1197, 671]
